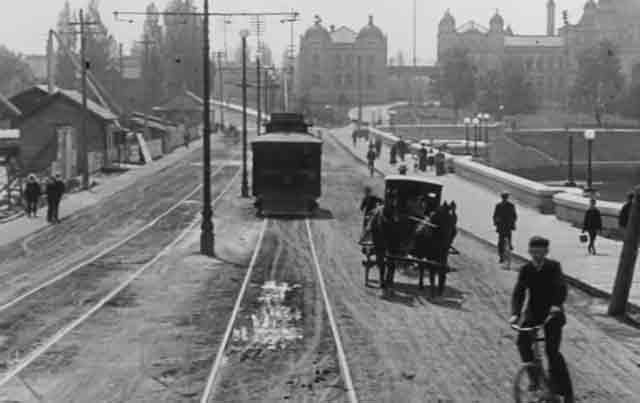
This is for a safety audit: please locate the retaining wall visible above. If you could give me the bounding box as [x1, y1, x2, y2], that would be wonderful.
[553, 192, 623, 234]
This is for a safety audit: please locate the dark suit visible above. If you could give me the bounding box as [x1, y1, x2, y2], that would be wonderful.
[493, 200, 517, 260]
[619, 201, 632, 229]
[512, 259, 573, 398]
[583, 207, 602, 254]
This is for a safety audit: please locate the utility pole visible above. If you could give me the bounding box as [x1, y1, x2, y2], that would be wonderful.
[215, 51, 225, 127]
[280, 12, 299, 112]
[136, 35, 154, 140]
[119, 43, 124, 107]
[68, 9, 100, 190]
[357, 55, 363, 128]
[257, 56, 261, 135]
[223, 17, 232, 63]
[201, 0, 214, 256]
[609, 185, 640, 316]
[241, 30, 249, 197]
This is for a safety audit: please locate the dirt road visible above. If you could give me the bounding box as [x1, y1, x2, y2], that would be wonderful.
[1, 129, 639, 402]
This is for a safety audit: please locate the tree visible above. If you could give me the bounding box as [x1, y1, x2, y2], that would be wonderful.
[137, 2, 166, 109]
[570, 39, 625, 126]
[0, 46, 35, 96]
[55, 0, 77, 89]
[439, 47, 476, 119]
[163, 0, 203, 97]
[501, 58, 537, 115]
[618, 83, 640, 123]
[84, 0, 119, 98]
[477, 69, 502, 115]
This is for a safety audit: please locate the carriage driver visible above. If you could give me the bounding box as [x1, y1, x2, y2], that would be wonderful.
[360, 186, 383, 229]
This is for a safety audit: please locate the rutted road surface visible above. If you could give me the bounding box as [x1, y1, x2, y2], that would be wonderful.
[0, 128, 639, 402]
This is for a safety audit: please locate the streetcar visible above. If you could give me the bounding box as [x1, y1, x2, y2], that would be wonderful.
[251, 113, 323, 216]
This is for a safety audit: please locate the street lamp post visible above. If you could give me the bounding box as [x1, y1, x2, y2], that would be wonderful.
[483, 113, 490, 145]
[472, 117, 480, 157]
[240, 29, 250, 197]
[389, 111, 396, 135]
[463, 117, 471, 155]
[565, 125, 576, 186]
[499, 104, 504, 121]
[200, 0, 214, 256]
[584, 129, 596, 194]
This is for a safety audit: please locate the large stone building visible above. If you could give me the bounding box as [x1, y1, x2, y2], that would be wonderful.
[437, 1, 640, 108]
[294, 16, 388, 114]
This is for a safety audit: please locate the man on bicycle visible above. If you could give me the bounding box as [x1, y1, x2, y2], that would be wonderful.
[510, 236, 574, 402]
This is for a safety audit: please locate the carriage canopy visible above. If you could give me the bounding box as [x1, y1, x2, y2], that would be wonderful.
[384, 175, 443, 218]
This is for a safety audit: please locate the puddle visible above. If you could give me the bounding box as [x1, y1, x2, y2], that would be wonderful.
[231, 281, 303, 351]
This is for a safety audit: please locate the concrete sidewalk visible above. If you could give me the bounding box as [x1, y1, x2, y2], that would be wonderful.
[0, 139, 204, 247]
[331, 127, 640, 308]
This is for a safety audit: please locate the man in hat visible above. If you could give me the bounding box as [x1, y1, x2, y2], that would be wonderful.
[493, 191, 517, 263]
[510, 236, 573, 401]
[24, 174, 41, 217]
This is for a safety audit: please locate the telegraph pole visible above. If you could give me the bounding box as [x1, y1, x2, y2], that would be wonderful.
[201, 0, 214, 256]
[136, 35, 154, 139]
[280, 12, 299, 112]
[68, 9, 100, 190]
[257, 56, 261, 135]
[357, 55, 363, 128]
[214, 51, 225, 127]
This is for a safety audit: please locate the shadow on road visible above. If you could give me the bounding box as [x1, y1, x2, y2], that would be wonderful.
[380, 282, 469, 311]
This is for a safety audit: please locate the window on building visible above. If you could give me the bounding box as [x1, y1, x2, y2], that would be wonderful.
[526, 57, 534, 71]
[547, 56, 554, 71]
[312, 53, 320, 66]
[334, 74, 342, 88]
[345, 73, 353, 87]
[335, 54, 342, 68]
[536, 57, 544, 71]
[346, 54, 353, 66]
[312, 74, 321, 86]
[367, 74, 375, 89]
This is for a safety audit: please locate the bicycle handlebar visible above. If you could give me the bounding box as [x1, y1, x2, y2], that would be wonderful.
[510, 316, 553, 332]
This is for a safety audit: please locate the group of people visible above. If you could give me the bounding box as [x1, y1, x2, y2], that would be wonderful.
[22, 173, 65, 223]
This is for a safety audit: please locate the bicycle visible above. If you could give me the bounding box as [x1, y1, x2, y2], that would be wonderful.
[511, 321, 561, 403]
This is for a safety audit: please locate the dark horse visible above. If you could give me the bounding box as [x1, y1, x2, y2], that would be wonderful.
[367, 201, 456, 296]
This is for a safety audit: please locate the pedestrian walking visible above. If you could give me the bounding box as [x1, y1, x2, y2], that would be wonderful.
[184, 129, 190, 148]
[418, 144, 428, 172]
[375, 137, 382, 157]
[45, 176, 57, 223]
[510, 236, 574, 401]
[397, 137, 406, 162]
[493, 191, 517, 263]
[619, 192, 633, 230]
[389, 143, 397, 165]
[352, 129, 358, 147]
[435, 149, 446, 176]
[582, 198, 603, 255]
[427, 148, 435, 171]
[366, 145, 377, 177]
[23, 174, 41, 217]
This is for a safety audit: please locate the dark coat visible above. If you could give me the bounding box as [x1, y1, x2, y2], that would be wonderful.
[583, 207, 603, 232]
[24, 182, 41, 201]
[360, 195, 383, 216]
[512, 259, 568, 324]
[493, 201, 517, 234]
[366, 149, 377, 161]
[619, 201, 632, 228]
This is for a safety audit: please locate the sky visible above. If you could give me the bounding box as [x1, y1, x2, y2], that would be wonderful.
[1, 0, 590, 65]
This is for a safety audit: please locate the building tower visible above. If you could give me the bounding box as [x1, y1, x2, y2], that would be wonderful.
[547, 0, 556, 36]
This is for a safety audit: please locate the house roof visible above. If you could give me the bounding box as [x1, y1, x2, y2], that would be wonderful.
[330, 26, 357, 43]
[505, 36, 563, 48]
[0, 93, 21, 118]
[16, 85, 117, 122]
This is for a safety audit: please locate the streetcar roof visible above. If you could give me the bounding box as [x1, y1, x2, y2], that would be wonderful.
[384, 175, 443, 187]
[251, 133, 323, 144]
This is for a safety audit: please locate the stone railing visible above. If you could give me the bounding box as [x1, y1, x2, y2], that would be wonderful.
[553, 192, 623, 234]
[451, 157, 561, 214]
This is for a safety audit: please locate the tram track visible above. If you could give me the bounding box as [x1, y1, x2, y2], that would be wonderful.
[0, 165, 240, 390]
[199, 218, 357, 403]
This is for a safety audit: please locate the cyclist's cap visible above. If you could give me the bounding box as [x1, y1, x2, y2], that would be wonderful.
[529, 236, 550, 248]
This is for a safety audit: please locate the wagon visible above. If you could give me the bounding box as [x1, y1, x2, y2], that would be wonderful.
[359, 175, 458, 295]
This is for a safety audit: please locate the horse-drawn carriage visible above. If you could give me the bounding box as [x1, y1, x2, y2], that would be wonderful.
[359, 175, 458, 296]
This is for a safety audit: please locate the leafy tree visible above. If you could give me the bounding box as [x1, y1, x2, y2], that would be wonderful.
[618, 83, 640, 123]
[136, 2, 166, 109]
[0, 45, 35, 96]
[501, 58, 537, 115]
[439, 47, 476, 119]
[163, 0, 203, 97]
[55, 0, 77, 89]
[83, 0, 119, 100]
[476, 69, 502, 115]
[569, 39, 625, 127]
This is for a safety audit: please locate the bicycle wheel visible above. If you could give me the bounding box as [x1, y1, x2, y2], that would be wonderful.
[513, 363, 556, 403]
